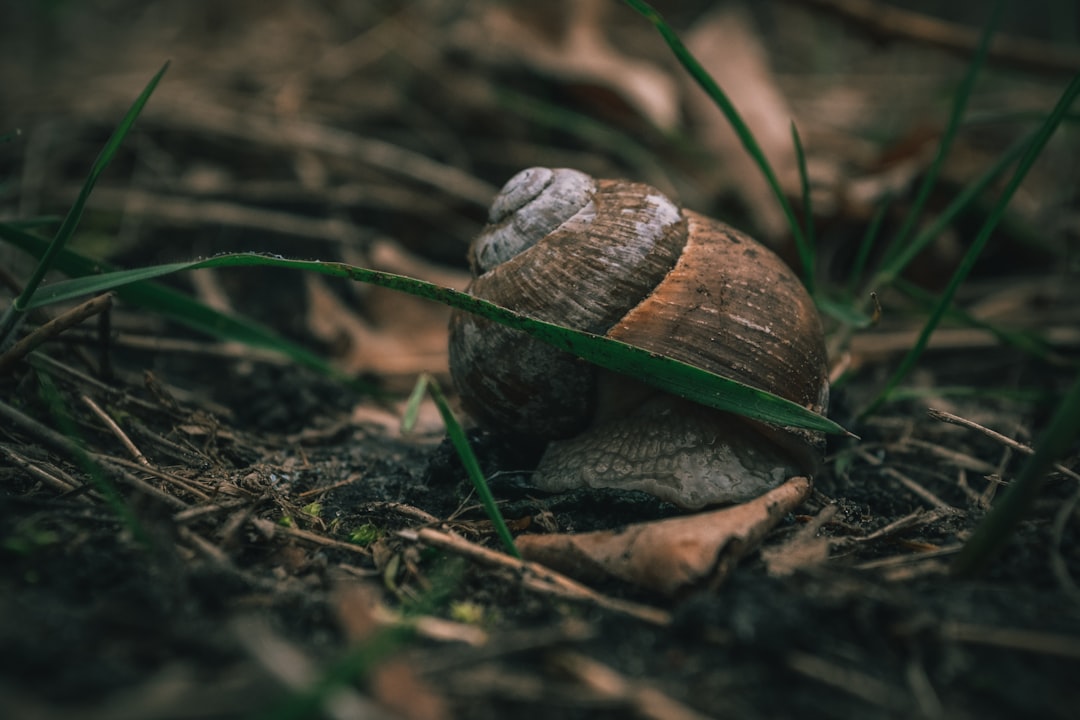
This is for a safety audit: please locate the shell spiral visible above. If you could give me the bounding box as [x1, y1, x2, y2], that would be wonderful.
[448, 167, 829, 507]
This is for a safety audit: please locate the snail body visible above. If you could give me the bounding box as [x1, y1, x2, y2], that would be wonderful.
[448, 168, 828, 510]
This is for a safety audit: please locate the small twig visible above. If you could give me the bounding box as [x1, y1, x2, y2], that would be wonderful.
[902, 438, 999, 475]
[403, 527, 672, 627]
[101, 462, 189, 510]
[787, 651, 909, 709]
[790, 0, 1080, 75]
[882, 467, 957, 511]
[106, 455, 211, 502]
[0, 293, 114, 374]
[81, 393, 151, 468]
[552, 651, 713, 720]
[172, 498, 251, 524]
[350, 500, 441, 525]
[0, 444, 92, 500]
[253, 518, 373, 558]
[941, 622, 1080, 660]
[928, 407, 1080, 483]
[296, 473, 368, 500]
[1048, 484, 1080, 604]
[854, 544, 964, 571]
[859, 507, 960, 544]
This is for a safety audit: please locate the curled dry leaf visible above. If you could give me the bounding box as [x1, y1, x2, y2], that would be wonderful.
[469, 0, 680, 130]
[517, 476, 813, 597]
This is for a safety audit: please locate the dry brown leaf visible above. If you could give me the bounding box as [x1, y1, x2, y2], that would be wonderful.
[518, 476, 812, 596]
[305, 240, 469, 386]
[474, 0, 679, 130]
[684, 6, 799, 242]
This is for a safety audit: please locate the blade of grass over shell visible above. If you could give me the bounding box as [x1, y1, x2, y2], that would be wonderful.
[953, 370, 1080, 576]
[24, 253, 848, 436]
[0, 223, 353, 386]
[404, 374, 520, 558]
[0, 62, 168, 347]
[860, 71, 1080, 420]
[622, 0, 815, 293]
[876, 1, 1001, 274]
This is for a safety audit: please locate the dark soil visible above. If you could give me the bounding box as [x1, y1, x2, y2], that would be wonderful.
[2, 2, 1079, 719]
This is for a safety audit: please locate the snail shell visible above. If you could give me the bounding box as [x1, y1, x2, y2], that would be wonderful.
[448, 167, 829, 509]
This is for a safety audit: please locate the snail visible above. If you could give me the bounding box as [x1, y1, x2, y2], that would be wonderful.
[448, 167, 829, 510]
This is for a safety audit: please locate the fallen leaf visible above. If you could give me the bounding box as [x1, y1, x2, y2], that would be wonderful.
[518, 476, 812, 596]
[471, 0, 680, 130]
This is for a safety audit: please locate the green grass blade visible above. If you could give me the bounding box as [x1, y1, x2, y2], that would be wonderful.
[870, 128, 1031, 292]
[877, 1, 1001, 272]
[0, 62, 169, 346]
[24, 253, 848, 435]
[847, 195, 891, 301]
[791, 121, 816, 263]
[0, 223, 350, 383]
[952, 370, 1080, 576]
[860, 72, 1080, 420]
[622, 0, 814, 292]
[895, 279, 1062, 363]
[417, 374, 519, 558]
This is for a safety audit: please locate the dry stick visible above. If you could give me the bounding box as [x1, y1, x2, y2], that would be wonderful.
[28, 351, 168, 415]
[941, 622, 1080, 660]
[403, 527, 672, 627]
[146, 100, 497, 207]
[928, 407, 1080, 483]
[0, 397, 94, 461]
[105, 455, 212, 502]
[103, 463, 190, 510]
[790, 0, 1080, 75]
[787, 651, 909, 709]
[854, 544, 964, 571]
[881, 467, 957, 511]
[1049, 485, 1080, 603]
[173, 498, 251, 523]
[903, 438, 999, 475]
[0, 444, 92, 499]
[296, 474, 369, 500]
[255, 518, 374, 558]
[81, 393, 151, 468]
[552, 651, 713, 720]
[0, 293, 114, 374]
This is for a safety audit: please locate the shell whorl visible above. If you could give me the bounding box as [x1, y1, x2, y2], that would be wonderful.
[471, 167, 596, 273]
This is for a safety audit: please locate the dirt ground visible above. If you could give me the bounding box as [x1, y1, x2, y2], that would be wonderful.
[2, 2, 1080, 719]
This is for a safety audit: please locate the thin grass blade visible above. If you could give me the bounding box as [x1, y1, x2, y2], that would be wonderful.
[860, 71, 1080, 419]
[0, 223, 349, 383]
[953, 370, 1080, 575]
[423, 374, 520, 558]
[876, 1, 1001, 273]
[0, 62, 169, 346]
[622, 0, 814, 291]
[23, 253, 847, 435]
